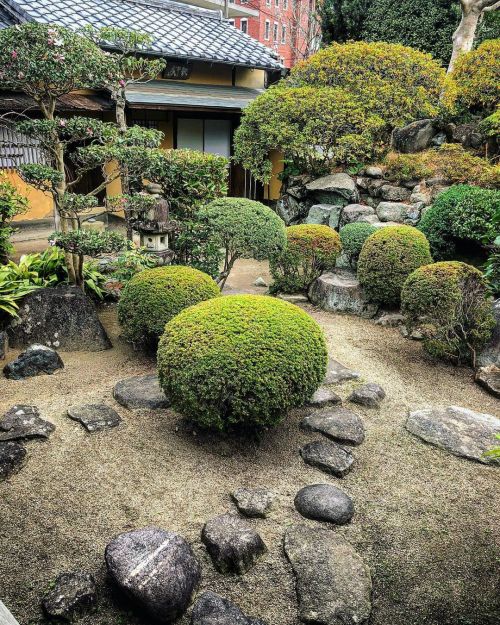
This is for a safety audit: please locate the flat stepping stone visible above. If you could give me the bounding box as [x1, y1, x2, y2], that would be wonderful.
[67, 404, 122, 432]
[0, 405, 55, 441]
[105, 527, 200, 622]
[42, 571, 96, 619]
[406, 405, 500, 465]
[0, 441, 27, 480]
[476, 365, 500, 399]
[349, 383, 386, 408]
[231, 487, 275, 518]
[300, 440, 354, 477]
[3, 344, 63, 380]
[301, 407, 365, 446]
[113, 374, 170, 410]
[323, 358, 360, 385]
[308, 386, 342, 408]
[201, 513, 267, 574]
[284, 525, 372, 625]
[294, 484, 354, 525]
[192, 591, 268, 625]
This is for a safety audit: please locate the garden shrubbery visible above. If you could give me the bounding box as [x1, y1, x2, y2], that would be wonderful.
[419, 185, 500, 260]
[270, 224, 342, 293]
[357, 225, 433, 306]
[157, 294, 327, 430]
[118, 266, 219, 346]
[401, 261, 495, 365]
[339, 222, 377, 267]
[0, 175, 28, 264]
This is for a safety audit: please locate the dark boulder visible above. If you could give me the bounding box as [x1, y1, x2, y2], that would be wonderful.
[7, 286, 111, 351]
[3, 344, 63, 380]
[301, 407, 365, 446]
[113, 375, 170, 410]
[191, 592, 268, 625]
[0, 405, 55, 441]
[392, 119, 438, 153]
[0, 331, 6, 360]
[42, 571, 96, 620]
[0, 441, 26, 480]
[294, 484, 354, 525]
[67, 404, 122, 432]
[300, 440, 355, 478]
[348, 383, 386, 408]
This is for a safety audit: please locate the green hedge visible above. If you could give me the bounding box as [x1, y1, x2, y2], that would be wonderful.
[357, 225, 433, 306]
[339, 222, 377, 267]
[401, 261, 495, 364]
[118, 266, 219, 347]
[158, 295, 328, 430]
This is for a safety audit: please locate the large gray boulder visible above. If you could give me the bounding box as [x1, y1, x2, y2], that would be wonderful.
[306, 204, 337, 226]
[406, 406, 500, 465]
[376, 201, 409, 223]
[392, 119, 437, 153]
[284, 525, 372, 625]
[7, 286, 111, 351]
[306, 173, 359, 205]
[475, 365, 500, 399]
[477, 299, 500, 368]
[191, 592, 267, 625]
[276, 194, 312, 225]
[340, 204, 375, 226]
[309, 270, 378, 318]
[3, 344, 63, 380]
[105, 527, 201, 622]
[379, 185, 411, 202]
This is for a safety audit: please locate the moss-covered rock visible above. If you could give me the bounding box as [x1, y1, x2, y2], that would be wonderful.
[157, 294, 328, 430]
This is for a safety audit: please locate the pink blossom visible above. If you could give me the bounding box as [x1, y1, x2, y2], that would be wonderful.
[59, 120, 66, 127]
[17, 72, 24, 79]
[119, 79, 126, 87]
[11, 50, 18, 59]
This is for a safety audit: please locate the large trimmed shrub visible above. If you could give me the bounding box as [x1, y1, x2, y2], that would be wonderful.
[270, 224, 342, 294]
[199, 198, 286, 287]
[118, 266, 219, 346]
[157, 295, 328, 430]
[357, 225, 433, 306]
[419, 185, 500, 260]
[339, 222, 377, 267]
[401, 261, 495, 364]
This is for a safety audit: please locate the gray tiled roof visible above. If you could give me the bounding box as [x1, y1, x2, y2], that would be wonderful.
[0, 0, 282, 69]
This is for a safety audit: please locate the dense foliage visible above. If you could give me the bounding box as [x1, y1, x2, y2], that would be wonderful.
[270, 224, 342, 293]
[199, 198, 287, 287]
[118, 266, 219, 347]
[157, 295, 328, 430]
[233, 85, 384, 181]
[319, 0, 371, 44]
[0, 175, 28, 263]
[419, 185, 500, 260]
[339, 222, 377, 267]
[358, 225, 433, 306]
[401, 261, 495, 365]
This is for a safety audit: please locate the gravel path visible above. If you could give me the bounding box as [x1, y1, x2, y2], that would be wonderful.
[0, 260, 498, 625]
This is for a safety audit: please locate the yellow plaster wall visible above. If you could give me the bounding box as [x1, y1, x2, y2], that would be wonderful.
[7, 171, 54, 221]
[235, 68, 266, 89]
[264, 149, 283, 201]
[181, 62, 233, 85]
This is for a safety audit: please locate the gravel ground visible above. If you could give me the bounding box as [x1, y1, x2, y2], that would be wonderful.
[0, 259, 499, 625]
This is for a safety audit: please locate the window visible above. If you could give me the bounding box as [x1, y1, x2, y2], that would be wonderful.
[240, 18, 248, 34]
[281, 24, 286, 43]
[275, 0, 279, 6]
[283, 0, 288, 8]
[273, 22, 278, 41]
[228, 18, 235, 25]
[264, 19, 270, 40]
[266, 0, 271, 6]
[176, 118, 231, 158]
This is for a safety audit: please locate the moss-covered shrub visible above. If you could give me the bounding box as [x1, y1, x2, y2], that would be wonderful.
[339, 222, 377, 267]
[401, 261, 495, 364]
[118, 266, 219, 346]
[270, 224, 342, 294]
[157, 295, 328, 430]
[419, 185, 500, 260]
[357, 225, 433, 306]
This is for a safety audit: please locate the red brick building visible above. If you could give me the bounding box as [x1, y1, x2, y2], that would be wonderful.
[229, 0, 319, 68]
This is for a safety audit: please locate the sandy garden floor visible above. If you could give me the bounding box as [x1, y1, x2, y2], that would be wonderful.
[0, 259, 499, 625]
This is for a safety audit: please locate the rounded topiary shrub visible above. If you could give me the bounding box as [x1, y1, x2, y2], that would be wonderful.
[118, 266, 219, 346]
[339, 222, 377, 267]
[158, 295, 328, 430]
[270, 224, 342, 294]
[357, 225, 432, 306]
[401, 262, 495, 364]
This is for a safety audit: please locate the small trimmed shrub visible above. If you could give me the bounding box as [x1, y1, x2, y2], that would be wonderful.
[199, 198, 286, 287]
[339, 222, 377, 267]
[270, 224, 342, 294]
[118, 266, 219, 346]
[401, 261, 495, 365]
[157, 294, 328, 430]
[419, 185, 500, 260]
[357, 225, 433, 306]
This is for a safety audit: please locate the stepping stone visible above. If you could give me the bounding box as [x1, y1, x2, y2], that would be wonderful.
[191, 591, 268, 625]
[476, 365, 500, 399]
[0, 406, 55, 441]
[105, 527, 200, 622]
[406, 406, 500, 465]
[294, 484, 354, 525]
[0, 441, 26, 480]
[276, 293, 309, 304]
[323, 358, 360, 385]
[308, 386, 342, 408]
[67, 404, 122, 432]
[3, 344, 63, 380]
[301, 407, 365, 446]
[113, 374, 170, 410]
[309, 270, 378, 319]
[254, 277, 268, 288]
[201, 514, 267, 574]
[42, 572, 96, 619]
[284, 525, 372, 625]
[231, 487, 275, 518]
[349, 383, 386, 408]
[300, 440, 354, 477]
